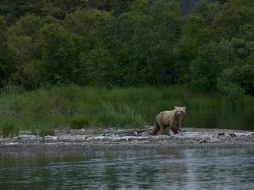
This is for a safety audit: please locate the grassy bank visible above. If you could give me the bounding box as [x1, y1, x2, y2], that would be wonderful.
[0, 85, 254, 137]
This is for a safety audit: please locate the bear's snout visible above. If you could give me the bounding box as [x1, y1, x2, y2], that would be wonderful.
[176, 111, 181, 118]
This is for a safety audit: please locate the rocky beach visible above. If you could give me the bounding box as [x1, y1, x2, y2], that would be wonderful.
[0, 127, 254, 152]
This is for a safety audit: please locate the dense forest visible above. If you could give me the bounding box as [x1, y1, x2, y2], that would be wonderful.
[0, 0, 254, 97]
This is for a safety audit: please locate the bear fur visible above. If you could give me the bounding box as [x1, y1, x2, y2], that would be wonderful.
[151, 106, 186, 135]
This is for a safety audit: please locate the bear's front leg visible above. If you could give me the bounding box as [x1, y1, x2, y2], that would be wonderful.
[171, 125, 179, 134]
[178, 128, 186, 133]
[172, 129, 179, 134]
[173, 122, 184, 135]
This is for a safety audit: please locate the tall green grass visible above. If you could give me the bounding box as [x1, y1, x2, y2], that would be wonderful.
[0, 84, 253, 137]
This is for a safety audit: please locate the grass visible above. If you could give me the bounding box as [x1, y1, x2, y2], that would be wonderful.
[0, 84, 253, 137]
[70, 116, 89, 129]
[38, 127, 55, 137]
[1, 121, 19, 138]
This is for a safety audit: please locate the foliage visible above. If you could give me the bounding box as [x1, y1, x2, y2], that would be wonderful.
[218, 64, 254, 97]
[190, 41, 235, 91]
[0, 0, 254, 96]
[1, 121, 19, 138]
[7, 15, 43, 89]
[70, 116, 89, 129]
[0, 16, 12, 88]
[38, 127, 55, 138]
[0, 85, 253, 131]
[99, 103, 145, 128]
[37, 22, 81, 85]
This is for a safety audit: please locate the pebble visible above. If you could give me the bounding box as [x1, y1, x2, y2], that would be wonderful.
[0, 128, 253, 146]
[229, 133, 237, 138]
[218, 132, 225, 137]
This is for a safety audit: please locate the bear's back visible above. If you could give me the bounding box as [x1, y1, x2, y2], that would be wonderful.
[157, 110, 174, 123]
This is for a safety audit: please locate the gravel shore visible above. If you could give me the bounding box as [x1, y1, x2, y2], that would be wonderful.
[1, 127, 254, 152]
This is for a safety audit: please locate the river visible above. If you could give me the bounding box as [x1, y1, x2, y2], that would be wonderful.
[1, 148, 254, 189]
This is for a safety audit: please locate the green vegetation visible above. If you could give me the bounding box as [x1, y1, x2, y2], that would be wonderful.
[1, 121, 19, 138]
[0, 0, 253, 96]
[70, 116, 89, 129]
[38, 127, 55, 137]
[0, 85, 253, 136]
[0, 0, 254, 134]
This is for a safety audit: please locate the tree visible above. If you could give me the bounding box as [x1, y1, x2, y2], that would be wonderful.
[212, 1, 254, 40]
[190, 41, 235, 91]
[65, 9, 119, 85]
[7, 15, 43, 89]
[0, 16, 12, 87]
[175, 15, 206, 83]
[79, 48, 118, 86]
[0, 0, 44, 23]
[145, 0, 182, 84]
[218, 64, 254, 96]
[37, 23, 81, 85]
[7, 15, 42, 63]
[124, 0, 182, 85]
[65, 9, 117, 51]
[42, 0, 86, 19]
[84, 0, 132, 16]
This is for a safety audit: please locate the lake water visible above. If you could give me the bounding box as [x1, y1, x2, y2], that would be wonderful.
[1, 148, 254, 190]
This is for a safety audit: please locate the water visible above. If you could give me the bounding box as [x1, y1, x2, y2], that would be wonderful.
[1, 148, 254, 190]
[184, 104, 254, 130]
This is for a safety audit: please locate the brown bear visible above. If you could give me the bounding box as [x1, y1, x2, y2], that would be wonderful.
[151, 106, 186, 135]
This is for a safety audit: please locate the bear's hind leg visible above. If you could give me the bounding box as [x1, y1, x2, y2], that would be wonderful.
[159, 126, 167, 135]
[150, 120, 160, 135]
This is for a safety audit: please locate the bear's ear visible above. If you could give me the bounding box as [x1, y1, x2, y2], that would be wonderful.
[183, 106, 186, 110]
[174, 106, 177, 109]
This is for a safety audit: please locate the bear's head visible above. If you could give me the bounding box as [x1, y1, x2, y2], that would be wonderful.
[174, 106, 186, 118]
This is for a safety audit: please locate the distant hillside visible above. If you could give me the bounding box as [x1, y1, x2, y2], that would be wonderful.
[180, 0, 216, 15]
[0, 0, 217, 23]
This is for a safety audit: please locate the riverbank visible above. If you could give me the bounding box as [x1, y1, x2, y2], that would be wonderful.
[1, 85, 254, 136]
[1, 127, 254, 152]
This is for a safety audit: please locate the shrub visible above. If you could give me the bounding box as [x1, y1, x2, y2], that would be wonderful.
[38, 127, 55, 137]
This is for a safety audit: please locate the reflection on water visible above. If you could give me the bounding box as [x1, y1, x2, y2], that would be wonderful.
[185, 105, 254, 130]
[1, 148, 254, 189]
